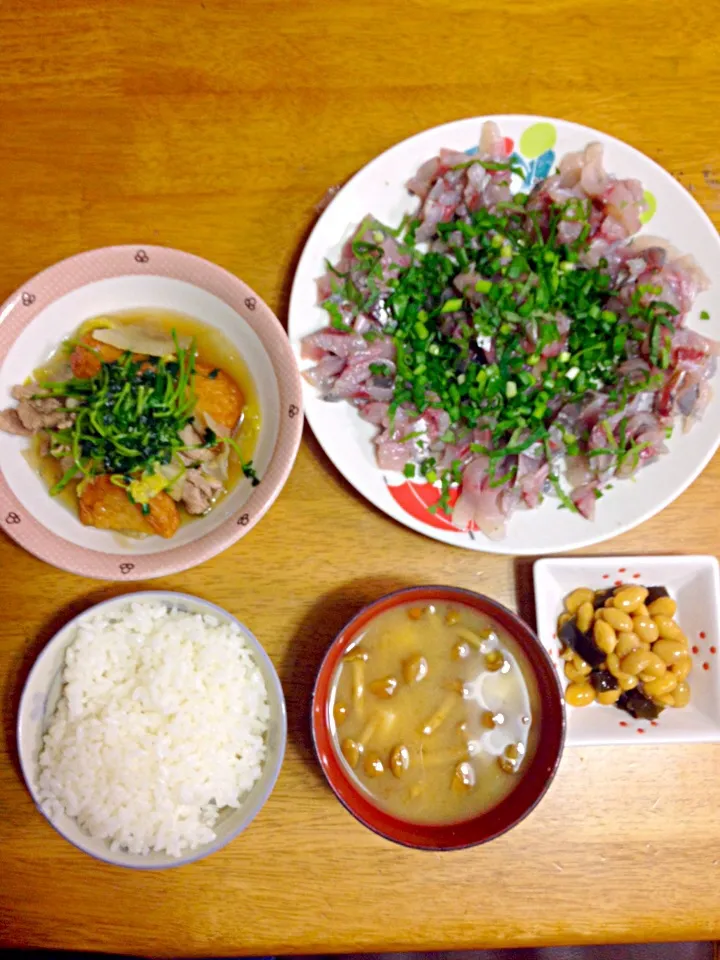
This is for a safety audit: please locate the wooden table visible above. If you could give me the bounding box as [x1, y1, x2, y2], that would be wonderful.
[2, 0, 720, 954]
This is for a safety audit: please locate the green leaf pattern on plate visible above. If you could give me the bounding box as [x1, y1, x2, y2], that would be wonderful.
[640, 189, 657, 224]
[519, 122, 557, 160]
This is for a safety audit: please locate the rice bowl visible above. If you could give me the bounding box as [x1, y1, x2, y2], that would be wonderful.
[17, 592, 286, 868]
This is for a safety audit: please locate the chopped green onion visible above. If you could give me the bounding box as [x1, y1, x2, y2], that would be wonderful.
[312, 183, 679, 509]
[441, 298, 463, 313]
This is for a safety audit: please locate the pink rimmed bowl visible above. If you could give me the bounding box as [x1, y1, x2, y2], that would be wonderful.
[0, 245, 303, 580]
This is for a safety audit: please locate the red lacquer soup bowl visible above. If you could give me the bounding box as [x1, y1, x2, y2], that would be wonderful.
[311, 585, 566, 850]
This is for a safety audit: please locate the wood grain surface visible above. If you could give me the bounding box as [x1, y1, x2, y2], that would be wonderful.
[2, 0, 720, 954]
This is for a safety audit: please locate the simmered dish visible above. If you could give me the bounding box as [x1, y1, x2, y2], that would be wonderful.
[329, 601, 539, 824]
[0, 310, 261, 538]
[302, 122, 717, 539]
[558, 584, 691, 718]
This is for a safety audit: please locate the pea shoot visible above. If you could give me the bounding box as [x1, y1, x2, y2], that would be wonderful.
[38, 333, 260, 499]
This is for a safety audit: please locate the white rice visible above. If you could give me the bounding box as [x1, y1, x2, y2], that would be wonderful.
[37, 601, 270, 858]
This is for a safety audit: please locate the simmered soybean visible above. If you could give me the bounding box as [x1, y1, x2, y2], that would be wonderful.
[559, 583, 692, 718]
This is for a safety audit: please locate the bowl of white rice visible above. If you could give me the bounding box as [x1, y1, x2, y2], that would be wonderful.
[17, 592, 286, 868]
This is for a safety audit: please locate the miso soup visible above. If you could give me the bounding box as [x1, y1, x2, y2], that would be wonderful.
[329, 600, 540, 825]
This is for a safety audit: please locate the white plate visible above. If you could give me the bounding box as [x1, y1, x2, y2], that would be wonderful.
[288, 115, 720, 555]
[533, 555, 720, 745]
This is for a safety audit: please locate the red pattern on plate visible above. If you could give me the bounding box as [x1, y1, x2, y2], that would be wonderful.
[386, 481, 472, 532]
[700, 631, 707, 639]
[703, 662, 710, 671]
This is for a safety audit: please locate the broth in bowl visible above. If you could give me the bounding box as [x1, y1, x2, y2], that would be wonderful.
[0, 309, 261, 540]
[329, 600, 540, 825]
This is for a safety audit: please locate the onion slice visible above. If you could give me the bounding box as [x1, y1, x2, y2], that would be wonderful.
[92, 325, 191, 356]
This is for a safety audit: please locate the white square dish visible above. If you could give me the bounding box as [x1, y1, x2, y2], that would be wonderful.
[533, 555, 720, 746]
